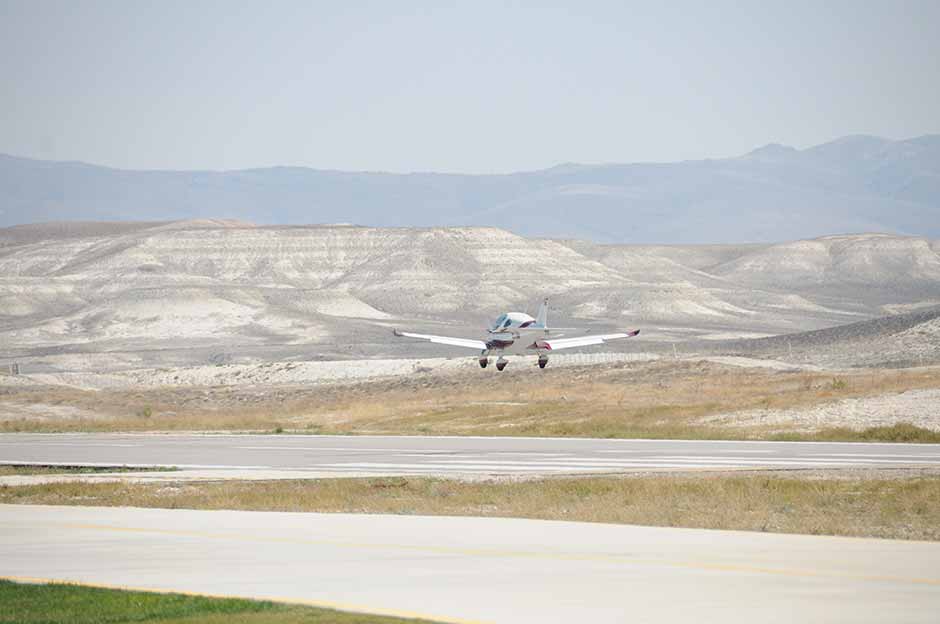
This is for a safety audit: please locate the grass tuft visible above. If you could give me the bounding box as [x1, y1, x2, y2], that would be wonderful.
[771, 422, 940, 443]
[0, 580, 275, 624]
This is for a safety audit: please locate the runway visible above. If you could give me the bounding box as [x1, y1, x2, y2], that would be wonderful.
[2, 504, 939, 623]
[2, 433, 940, 478]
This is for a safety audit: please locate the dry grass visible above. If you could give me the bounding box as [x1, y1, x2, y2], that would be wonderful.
[772, 422, 940, 443]
[3, 473, 939, 541]
[3, 361, 940, 441]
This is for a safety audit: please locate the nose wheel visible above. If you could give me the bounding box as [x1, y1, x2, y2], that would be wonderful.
[496, 356, 508, 371]
[538, 356, 548, 369]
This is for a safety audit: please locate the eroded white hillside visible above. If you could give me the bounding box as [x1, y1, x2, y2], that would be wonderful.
[711, 234, 940, 292]
[1, 222, 938, 371]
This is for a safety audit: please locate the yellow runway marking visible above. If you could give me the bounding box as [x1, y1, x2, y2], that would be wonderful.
[38, 520, 940, 588]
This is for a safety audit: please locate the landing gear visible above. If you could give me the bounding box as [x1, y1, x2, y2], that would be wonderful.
[538, 356, 548, 369]
[479, 357, 489, 369]
[496, 356, 508, 371]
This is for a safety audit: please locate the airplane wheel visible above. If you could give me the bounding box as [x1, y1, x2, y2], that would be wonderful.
[479, 359, 488, 369]
[538, 359, 548, 369]
[496, 362, 507, 371]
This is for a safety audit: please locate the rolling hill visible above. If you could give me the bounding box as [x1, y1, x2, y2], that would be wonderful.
[2, 221, 939, 372]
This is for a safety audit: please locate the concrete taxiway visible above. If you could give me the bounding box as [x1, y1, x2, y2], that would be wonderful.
[2, 433, 940, 481]
[2, 504, 939, 623]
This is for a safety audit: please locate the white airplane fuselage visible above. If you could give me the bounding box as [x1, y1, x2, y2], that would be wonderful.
[481, 311, 560, 370]
[485, 312, 545, 349]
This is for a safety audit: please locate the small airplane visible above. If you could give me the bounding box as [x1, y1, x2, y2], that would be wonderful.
[394, 299, 639, 371]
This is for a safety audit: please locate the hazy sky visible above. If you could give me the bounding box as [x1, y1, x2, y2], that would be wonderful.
[1, 1, 938, 173]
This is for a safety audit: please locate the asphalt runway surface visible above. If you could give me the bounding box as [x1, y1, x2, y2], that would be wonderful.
[3, 433, 940, 478]
[2, 504, 939, 623]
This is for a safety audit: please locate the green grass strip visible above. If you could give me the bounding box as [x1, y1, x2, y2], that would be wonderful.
[0, 580, 435, 624]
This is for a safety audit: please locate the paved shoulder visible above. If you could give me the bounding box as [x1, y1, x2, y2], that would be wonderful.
[1, 504, 939, 623]
[2, 433, 940, 478]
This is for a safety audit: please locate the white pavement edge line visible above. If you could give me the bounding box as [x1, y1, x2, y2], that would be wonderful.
[399, 457, 939, 465]
[3, 432, 940, 447]
[0, 460, 274, 470]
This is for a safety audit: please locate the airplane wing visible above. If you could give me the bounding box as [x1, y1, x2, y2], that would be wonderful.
[394, 330, 487, 351]
[537, 330, 640, 351]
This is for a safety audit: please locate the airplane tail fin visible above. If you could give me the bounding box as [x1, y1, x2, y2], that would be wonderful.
[535, 298, 548, 329]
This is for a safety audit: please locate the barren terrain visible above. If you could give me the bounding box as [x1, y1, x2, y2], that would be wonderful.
[2, 222, 940, 438]
[3, 223, 940, 373]
[3, 357, 939, 439]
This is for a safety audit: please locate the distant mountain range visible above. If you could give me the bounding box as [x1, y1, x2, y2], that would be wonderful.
[1, 134, 938, 243]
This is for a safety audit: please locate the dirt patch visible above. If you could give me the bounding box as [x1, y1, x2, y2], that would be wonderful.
[702, 388, 940, 432]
